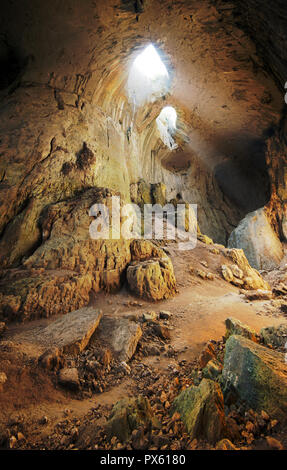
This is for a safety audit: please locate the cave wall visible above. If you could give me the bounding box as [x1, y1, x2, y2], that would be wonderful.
[0, 0, 285, 297]
[236, 0, 287, 88]
[235, 0, 287, 240]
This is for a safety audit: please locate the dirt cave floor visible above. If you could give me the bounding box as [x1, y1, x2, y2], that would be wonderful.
[1, 239, 287, 451]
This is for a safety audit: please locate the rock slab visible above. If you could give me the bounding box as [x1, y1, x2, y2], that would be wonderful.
[13, 307, 103, 355]
[222, 335, 287, 419]
[96, 316, 142, 362]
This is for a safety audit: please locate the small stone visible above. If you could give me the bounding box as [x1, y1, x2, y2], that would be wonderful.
[119, 361, 131, 374]
[39, 416, 48, 425]
[196, 269, 207, 279]
[216, 439, 238, 450]
[38, 347, 65, 371]
[265, 436, 284, 450]
[199, 341, 216, 368]
[153, 324, 171, 340]
[58, 367, 80, 391]
[261, 410, 270, 421]
[198, 234, 213, 245]
[159, 311, 172, 320]
[142, 311, 157, 322]
[9, 436, 17, 449]
[202, 359, 222, 380]
[0, 322, 6, 336]
[0, 372, 7, 385]
[230, 264, 243, 279]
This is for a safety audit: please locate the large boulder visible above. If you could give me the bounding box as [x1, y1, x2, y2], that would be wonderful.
[228, 208, 283, 270]
[105, 396, 159, 443]
[222, 335, 287, 419]
[127, 257, 176, 301]
[260, 324, 287, 348]
[172, 379, 226, 444]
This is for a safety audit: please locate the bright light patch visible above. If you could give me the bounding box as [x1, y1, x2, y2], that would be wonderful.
[156, 106, 178, 150]
[127, 44, 170, 107]
[133, 44, 168, 80]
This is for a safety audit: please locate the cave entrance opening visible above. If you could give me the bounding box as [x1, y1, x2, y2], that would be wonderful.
[156, 106, 178, 150]
[127, 44, 169, 107]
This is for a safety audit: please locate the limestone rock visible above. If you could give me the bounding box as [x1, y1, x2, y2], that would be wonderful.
[130, 239, 165, 262]
[199, 341, 216, 368]
[0, 322, 6, 336]
[260, 324, 287, 348]
[222, 335, 287, 418]
[228, 208, 283, 270]
[130, 180, 167, 208]
[159, 310, 172, 320]
[221, 264, 244, 287]
[96, 316, 142, 362]
[202, 360, 222, 380]
[172, 379, 226, 444]
[127, 257, 176, 301]
[38, 347, 65, 370]
[152, 182, 167, 206]
[12, 307, 102, 355]
[23, 188, 131, 287]
[226, 248, 269, 290]
[0, 270, 93, 322]
[142, 311, 157, 323]
[0, 188, 132, 321]
[216, 439, 238, 450]
[153, 324, 171, 340]
[105, 396, 158, 443]
[265, 436, 284, 450]
[39, 307, 102, 355]
[0, 372, 7, 385]
[243, 289, 272, 301]
[58, 367, 80, 391]
[221, 265, 234, 283]
[225, 317, 259, 342]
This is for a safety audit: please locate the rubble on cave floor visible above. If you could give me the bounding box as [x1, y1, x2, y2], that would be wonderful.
[0, 240, 287, 450]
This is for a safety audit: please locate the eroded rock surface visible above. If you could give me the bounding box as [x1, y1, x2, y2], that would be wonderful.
[225, 317, 259, 342]
[127, 257, 176, 301]
[95, 316, 142, 362]
[172, 378, 226, 444]
[222, 335, 287, 419]
[105, 396, 158, 443]
[228, 208, 283, 270]
[260, 324, 287, 349]
[9, 307, 103, 355]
